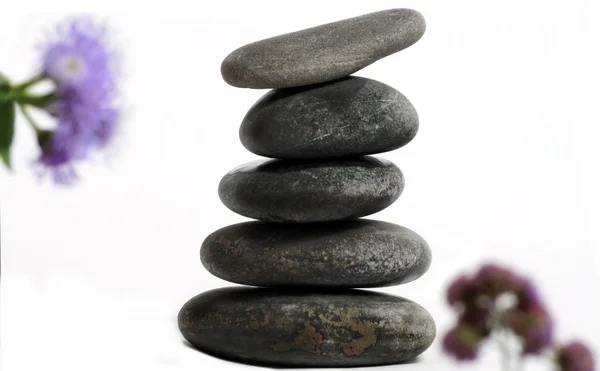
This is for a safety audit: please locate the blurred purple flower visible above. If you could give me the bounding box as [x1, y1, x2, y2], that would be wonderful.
[447, 275, 471, 306]
[42, 19, 116, 98]
[517, 279, 543, 312]
[556, 341, 596, 371]
[507, 308, 554, 355]
[443, 263, 594, 370]
[473, 263, 523, 296]
[460, 307, 491, 337]
[38, 18, 118, 184]
[443, 325, 480, 361]
[521, 316, 553, 355]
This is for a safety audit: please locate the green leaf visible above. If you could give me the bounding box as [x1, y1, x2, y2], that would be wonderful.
[0, 72, 9, 89]
[0, 74, 15, 169]
[0, 72, 10, 99]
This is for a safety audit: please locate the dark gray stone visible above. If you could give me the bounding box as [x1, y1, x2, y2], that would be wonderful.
[221, 9, 426, 89]
[178, 287, 436, 367]
[201, 220, 431, 288]
[240, 77, 419, 159]
[218, 157, 404, 223]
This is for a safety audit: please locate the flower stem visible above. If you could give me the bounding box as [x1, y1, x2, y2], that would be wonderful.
[18, 103, 42, 134]
[516, 356, 525, 371]
[12, 75, 46, 92]
[497, 335, 511, 371]
[15, 92, 56, 108]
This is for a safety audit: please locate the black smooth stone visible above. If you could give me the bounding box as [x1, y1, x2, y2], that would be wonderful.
[221, 9, 426, 89]
[201, 220, 431, 288]
[178, 287, 436, 367]
[218, 157, 404, 223]
[240, 77, 419, 159]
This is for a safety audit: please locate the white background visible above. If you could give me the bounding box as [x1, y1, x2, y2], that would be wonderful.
[1, 1, 599, 370]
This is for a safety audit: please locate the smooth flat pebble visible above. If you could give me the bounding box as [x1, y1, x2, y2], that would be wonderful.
[221, 9, 426, 89]
[201, 220, 431, 287]
[178, 287, 436, 367]
[240, 76, 419, 159]
[218, 157, 404, 223]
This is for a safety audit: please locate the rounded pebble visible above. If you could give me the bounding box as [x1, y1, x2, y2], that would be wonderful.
[240, 77, 419, 159]
[178, 287, 436, 367]
[218, 157, 404, 223]
[201, 220, 431, 287]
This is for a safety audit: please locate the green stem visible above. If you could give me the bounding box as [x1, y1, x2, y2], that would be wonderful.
[497, 333, 512, 371]
[15, 92, 57, 108]
[516, 355, 525, 371]
[12, 75, 46, 93]
[18, 103, 42, 134]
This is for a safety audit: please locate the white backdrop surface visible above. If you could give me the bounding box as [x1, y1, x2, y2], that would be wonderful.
[1, 1, 599, 370]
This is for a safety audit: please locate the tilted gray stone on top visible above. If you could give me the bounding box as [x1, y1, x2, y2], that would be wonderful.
[221, 8, 426, 89]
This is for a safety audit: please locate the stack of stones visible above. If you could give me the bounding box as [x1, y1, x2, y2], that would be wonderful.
[178, 9, 435, 367]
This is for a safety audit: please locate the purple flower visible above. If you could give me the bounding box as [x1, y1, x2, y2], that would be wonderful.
[473, 263, 523, 296]
[517, 279, 543, 312]
[37, 18, 118, 184]
[443, 325, 481, 361]
[447, 275, 472, 306]
[42, 19, 116, 98]
[556, 341, 595, 371]
[507, 308, 554, 355]
[522, 318, 553, 354]
[460, 307, 491, 337]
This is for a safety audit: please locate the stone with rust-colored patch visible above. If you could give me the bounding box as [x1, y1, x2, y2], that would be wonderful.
[178, 287, 436, 367]
[318, 310, 378, 356]
[272, 323, 322, 354]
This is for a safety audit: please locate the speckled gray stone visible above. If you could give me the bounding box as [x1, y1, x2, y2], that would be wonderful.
[201, 220, 430, 288]
[221, 9, 426, 89]
[178, 287, 436, 367]
[240, 77, 419, 159]
[218, 157, 404, 223]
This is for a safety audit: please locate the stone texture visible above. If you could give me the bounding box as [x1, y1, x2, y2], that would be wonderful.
[178, 287, 436, 367]
[240, 77, 419, 159]
[201, 220, 431, 288]
[218, 157, 404, 223]
[221, 9, 426, 89]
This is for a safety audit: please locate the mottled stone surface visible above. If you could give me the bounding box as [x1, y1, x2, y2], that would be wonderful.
[178, 287, 436, 367]
[240, 77, 419, 159]
[218, 157, 404, 223]
[201, 220, 431, 287]
[221, 9, 426, 89]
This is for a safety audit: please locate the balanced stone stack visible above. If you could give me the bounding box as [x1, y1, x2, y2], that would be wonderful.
[178, 9, 436, 367]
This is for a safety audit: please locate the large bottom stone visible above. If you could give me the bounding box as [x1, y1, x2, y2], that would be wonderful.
[178, 287, 436, 367]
